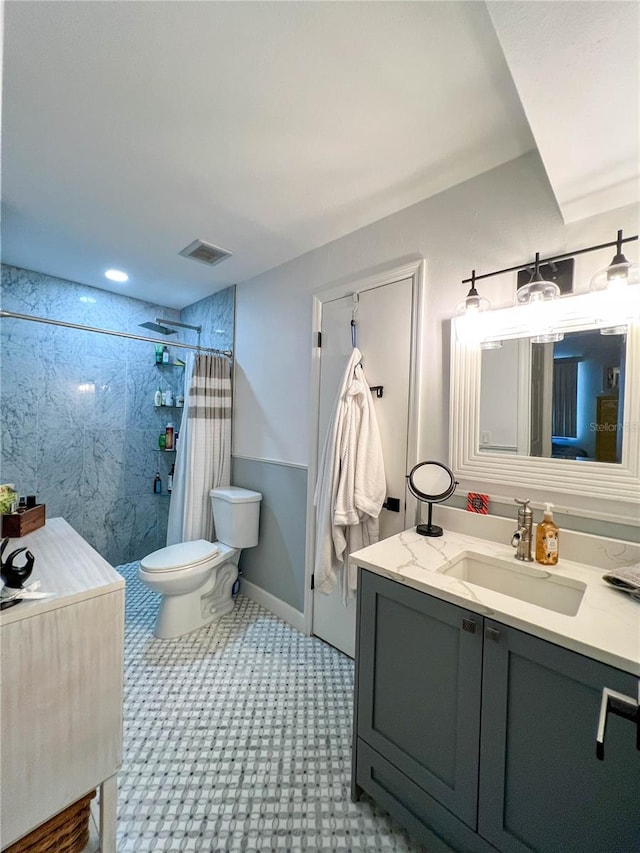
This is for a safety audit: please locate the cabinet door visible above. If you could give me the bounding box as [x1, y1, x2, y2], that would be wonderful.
[357, 570, 483, 828]
[479, 621, 640, 853]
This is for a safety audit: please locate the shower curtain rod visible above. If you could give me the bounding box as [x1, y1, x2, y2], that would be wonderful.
[0, 310, 233, 357]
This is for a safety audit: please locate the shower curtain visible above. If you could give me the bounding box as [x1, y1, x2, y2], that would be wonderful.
[166, 353, 231, 545]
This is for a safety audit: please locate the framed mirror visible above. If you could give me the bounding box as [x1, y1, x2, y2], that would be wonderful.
[450, 314, 640, 510]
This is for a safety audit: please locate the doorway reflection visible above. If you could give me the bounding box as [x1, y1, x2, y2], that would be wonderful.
[479, 329, 626, 463]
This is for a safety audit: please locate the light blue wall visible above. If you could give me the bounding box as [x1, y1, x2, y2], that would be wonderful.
[0, 266, 235, 565]
[232, 456, 307, 613]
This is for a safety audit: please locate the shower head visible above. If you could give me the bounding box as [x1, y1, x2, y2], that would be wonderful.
[139, 321, 177, 335]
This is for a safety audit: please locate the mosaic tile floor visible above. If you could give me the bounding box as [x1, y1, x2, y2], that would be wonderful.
[107, 562, 428, 852]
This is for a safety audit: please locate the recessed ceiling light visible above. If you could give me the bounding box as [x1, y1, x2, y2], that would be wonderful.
[105, 268, 129, 283]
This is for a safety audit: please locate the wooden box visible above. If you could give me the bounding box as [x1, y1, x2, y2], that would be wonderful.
[2, 504, 46, 538]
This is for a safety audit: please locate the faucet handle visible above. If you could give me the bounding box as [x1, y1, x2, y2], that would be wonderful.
[514, 498, 533, 518]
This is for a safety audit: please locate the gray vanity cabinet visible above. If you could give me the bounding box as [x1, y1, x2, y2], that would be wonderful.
[479, 620, 640, 853]
[355, 570, 484, 829]
[354, 569, 640, 853]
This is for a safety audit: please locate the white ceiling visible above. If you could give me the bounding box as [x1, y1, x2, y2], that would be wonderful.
[487, 1, 640, 224]
[1, 2, 637, 310]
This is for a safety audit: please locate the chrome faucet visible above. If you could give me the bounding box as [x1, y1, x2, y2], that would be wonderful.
[511, 498, 534, 562]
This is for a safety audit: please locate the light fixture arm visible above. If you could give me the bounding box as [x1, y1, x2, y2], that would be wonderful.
[533, 252, 541, 277]
[462, 233, 638, 286]
[466, 269, 479, 299]
[610, 229, 628, 267]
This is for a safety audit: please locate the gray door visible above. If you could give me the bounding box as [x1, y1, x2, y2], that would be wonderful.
[479, 621, 640, 853]
[356, 570, 483, 829]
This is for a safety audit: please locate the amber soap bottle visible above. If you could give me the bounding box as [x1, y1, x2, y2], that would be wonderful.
[536, 503, 559, 566]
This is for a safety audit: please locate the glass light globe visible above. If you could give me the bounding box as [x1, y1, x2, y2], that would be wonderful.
[531, 331, 564, 344]
[590, 258, 640, 292]
[590, 251, 640, 334]
[515, 275, 561, 305]
[515, 256, 562, 342]
[455, 287, 492, 346]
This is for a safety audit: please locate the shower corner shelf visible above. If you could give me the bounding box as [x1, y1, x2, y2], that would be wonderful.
[154, 361, 185, 369]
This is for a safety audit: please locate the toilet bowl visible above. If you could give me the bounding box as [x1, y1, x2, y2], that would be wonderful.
[139, 486, 261, 639]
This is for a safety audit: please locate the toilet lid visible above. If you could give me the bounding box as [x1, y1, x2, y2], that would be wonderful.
[141, 540, 219, 572]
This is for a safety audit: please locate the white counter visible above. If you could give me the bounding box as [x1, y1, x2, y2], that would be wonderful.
[350, 524, 640, 676]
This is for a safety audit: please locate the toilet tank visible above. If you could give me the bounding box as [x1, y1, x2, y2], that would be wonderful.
[209, 486, 262, 548]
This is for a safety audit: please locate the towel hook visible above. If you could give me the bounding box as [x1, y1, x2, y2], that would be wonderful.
[350, 293, 359, 349]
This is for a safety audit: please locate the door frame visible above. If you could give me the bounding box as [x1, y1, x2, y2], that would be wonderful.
[303, 257, 426, 636]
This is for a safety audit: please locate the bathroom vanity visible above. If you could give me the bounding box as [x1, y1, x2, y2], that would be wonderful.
[350, 522, 640, 853]
[0, 518, 125, 851]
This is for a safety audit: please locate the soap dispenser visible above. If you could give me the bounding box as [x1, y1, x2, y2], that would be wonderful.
[536, 503, 559, 566]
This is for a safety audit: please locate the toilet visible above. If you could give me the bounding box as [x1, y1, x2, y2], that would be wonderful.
[139, 486, 262, 639]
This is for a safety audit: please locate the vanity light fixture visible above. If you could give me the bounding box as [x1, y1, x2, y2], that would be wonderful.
[590, 230, 640, 335]
[457, 231, 638, 347]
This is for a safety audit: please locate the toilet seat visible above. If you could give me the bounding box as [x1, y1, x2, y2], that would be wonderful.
[141, 540, 219, 573]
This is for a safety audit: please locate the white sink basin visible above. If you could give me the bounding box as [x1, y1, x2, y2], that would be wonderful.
[440, 552, 586, 616]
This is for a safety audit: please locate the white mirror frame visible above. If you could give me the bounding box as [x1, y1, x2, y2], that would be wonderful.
[450, 304, 640, 512]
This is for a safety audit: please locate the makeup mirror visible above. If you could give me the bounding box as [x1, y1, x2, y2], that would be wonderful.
[407, 461, 458, 537]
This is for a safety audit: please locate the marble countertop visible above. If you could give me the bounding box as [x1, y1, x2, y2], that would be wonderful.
[0, 517, 125, 625]
[350, 526, 640, 676]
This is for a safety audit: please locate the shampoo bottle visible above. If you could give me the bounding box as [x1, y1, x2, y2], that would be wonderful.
[165, 422, 174, 450]
[153, 472, 162, 494]
[536, 503, 559, 566]
[154, 388, 163, 407]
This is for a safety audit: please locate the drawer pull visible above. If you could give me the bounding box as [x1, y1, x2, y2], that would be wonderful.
[596, 686, 639, 761]
[462, 618, 477, 634]
[485, 626, 500, 642]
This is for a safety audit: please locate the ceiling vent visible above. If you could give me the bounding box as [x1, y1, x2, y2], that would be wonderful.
[179, 239, 232, 268]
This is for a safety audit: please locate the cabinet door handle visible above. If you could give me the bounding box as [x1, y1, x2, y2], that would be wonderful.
[596, 686, 639, 761]
[485, 626, 500, 642]
[462, 617, 477, 634]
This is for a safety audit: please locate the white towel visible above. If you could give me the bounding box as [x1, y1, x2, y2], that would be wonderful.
[314, 348, 386, 599]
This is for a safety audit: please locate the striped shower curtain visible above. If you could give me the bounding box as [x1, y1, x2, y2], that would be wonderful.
[166, 353, 231, 545]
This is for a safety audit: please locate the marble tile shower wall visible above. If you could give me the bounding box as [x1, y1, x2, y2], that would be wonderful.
[179, 286, 234, 353]
[0, 265, 234, 565]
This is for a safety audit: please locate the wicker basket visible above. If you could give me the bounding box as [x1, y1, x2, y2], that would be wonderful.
[3, 791, 96, 853]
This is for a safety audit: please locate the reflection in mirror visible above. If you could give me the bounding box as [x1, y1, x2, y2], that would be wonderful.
[411, 463, 456, 498]
[479, 329, 626, 463]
